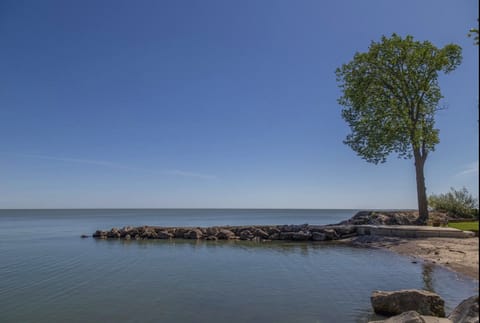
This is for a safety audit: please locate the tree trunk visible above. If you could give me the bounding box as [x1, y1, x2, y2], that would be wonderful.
[414, 151, 429, 224]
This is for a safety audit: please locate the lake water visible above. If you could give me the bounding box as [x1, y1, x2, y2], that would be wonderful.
[0, 209, 477, 322]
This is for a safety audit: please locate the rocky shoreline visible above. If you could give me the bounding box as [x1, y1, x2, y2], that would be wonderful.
[93, 223, 357, 241]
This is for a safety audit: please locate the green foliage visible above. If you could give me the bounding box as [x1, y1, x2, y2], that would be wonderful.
[447, 221, 479, 232]
[336, 34, 462, 164]
[429, 187, 479, 218]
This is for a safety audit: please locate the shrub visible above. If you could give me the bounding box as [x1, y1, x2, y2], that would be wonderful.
[428, 187, 479, 219]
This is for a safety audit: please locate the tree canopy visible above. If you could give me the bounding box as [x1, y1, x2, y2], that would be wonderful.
[336, 34, 462, 165]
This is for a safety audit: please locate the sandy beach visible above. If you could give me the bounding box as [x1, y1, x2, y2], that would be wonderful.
[348, 235, 479, 280]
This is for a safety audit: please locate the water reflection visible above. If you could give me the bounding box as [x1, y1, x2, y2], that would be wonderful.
[96, 237, 346, 255]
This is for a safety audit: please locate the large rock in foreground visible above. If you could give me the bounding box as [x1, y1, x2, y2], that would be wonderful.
[371, 290, 446, 317]
[447, 295, 479, 323]
[369, 311, 452, 323]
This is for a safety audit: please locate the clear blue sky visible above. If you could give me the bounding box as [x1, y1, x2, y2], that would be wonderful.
[0, 0, 478, 209]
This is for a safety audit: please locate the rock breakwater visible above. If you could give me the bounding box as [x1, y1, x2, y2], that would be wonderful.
[92, 224, 358, 242]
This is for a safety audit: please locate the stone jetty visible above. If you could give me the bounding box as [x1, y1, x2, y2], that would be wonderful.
[92, 224, 358, 241]
[92, 211, 475, 241]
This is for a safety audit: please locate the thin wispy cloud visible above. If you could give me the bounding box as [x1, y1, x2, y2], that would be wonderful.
[6, 153, 216, 180]
[455, 161, 479, 177]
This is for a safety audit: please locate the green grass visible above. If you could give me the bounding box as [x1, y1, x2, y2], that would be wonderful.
[447, 221, 479, 232]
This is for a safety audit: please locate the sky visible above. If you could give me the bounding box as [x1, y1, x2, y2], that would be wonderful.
[0, 0, 478, 209]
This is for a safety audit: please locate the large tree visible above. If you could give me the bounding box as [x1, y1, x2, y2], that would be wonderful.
[336, 34, 462, 224]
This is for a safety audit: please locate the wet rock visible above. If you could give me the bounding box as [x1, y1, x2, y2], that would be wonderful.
[447, 295, 478, 323]
[371, 289, 445, 317]
[80, 234, 89, 238]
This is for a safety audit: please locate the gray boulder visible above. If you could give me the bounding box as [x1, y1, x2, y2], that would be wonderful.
[371, 290, 445, 317]
[448, 295, 479, 323]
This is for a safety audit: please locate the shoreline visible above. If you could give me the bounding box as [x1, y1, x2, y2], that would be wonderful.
[345, 235, 479, 280]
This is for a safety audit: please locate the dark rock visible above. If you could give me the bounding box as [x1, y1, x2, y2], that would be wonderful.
[173, 228, 187, 238]
[206, 227, 219, 236]
[184, 229, 203, 239]
[448, 295, 478, 323]
[93, 230, 108, 238]
[80, 234, 89, 238]
[157, 231, 173, 239]
[323, 229, 339, 240]
[279, 224, 308, 232]
[217, 229, 235, 240]
[141, 228, 157, 239]
[266, 227, 281, 235]
[312, 232, 327, 241]
[279, 232, 295, 240]
[205, 235, 218, 241]
[371, 289, 445, 317]
[240, 230, 254, 240]
[331, 225, 356, 236]
[291, 231, 312, 241]
[269, 233, 280, 240]
[253, 229, 270, 239]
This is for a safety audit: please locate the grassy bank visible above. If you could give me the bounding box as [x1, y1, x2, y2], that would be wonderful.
[447, 221, 479, 232]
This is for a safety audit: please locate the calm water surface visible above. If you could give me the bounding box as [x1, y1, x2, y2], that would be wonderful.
[0, 209, 477, 323]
